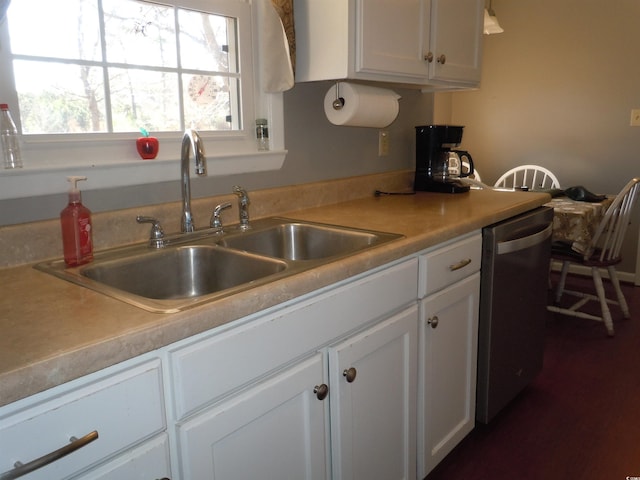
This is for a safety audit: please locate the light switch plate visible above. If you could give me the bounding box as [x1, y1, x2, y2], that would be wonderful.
[378, 130, 389, 156]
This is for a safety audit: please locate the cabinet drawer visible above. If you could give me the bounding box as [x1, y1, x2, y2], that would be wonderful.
[74, 434, 170, 480]
[0, 360, 165, 480]
[170, 258, 418, 419]
[418, 233, 482, 298]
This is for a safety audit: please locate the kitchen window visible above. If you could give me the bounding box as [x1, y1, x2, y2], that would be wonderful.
[0, 0, 286, 200]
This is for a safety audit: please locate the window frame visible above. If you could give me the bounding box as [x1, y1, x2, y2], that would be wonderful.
[0, 0, 286, 201]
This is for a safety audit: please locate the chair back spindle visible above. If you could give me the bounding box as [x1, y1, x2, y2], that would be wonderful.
[494, 165, 561, 190]
[589, 178, 640, 262]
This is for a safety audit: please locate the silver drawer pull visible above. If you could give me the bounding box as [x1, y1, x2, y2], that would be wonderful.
[449, 258, 472, 271]
[0, 430, 99, 480]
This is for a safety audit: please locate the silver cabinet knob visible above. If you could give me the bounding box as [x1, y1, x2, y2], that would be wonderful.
[343, 367, 357, 383]
[437, 54, 446, 64]
[313, 384, 329, 400]
[428, 316, 439, 328]
[424, 52, 434, 63]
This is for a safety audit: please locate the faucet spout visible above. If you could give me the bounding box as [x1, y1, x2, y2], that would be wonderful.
[181, 129, 206, 233]
[233, 185, 251, 231]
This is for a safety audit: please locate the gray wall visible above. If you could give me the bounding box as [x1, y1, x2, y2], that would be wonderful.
[0, 81, 431, 226]
[437, 0, 640, 277]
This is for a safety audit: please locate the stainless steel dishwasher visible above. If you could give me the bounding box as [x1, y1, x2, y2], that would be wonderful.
[476, 206, 553, 424]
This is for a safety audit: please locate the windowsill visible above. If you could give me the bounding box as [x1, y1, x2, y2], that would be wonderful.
[0, 149, 287, 200]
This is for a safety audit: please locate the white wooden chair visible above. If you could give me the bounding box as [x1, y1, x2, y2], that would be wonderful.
[548, 177, 640, 336]
[494, 165, 561, 190]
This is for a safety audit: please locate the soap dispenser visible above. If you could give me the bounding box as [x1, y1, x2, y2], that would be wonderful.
[60, 176, 93, 266]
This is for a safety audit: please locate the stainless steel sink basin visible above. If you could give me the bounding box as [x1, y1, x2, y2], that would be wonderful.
[82, 245, 286, 300]
[35, 217, 402, 313]
[219, 221, 395, 260]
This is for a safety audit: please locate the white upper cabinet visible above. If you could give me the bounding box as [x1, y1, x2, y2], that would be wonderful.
[428, 0, 484, 86]
[357, 0, 431, 80]
[294, 0, 483, 88]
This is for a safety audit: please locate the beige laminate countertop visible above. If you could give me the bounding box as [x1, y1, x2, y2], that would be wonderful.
[0, 187, 550, 407]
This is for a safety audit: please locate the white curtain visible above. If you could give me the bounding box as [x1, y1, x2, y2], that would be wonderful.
[270, 0, 295, 71]
[260, 0, 295, 92]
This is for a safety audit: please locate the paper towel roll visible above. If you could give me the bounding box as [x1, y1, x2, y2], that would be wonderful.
[324, 82, 401, 128]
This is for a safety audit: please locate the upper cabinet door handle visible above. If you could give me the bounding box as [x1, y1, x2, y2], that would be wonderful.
[424, 52, 434, 63]
[437, 54, 446, 64]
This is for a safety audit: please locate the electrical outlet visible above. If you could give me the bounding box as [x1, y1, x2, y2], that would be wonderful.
[378, 130, 389, 156]
[630, 109, 640, 126]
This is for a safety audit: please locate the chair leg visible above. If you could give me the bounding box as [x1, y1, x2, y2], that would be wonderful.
[592, 267, 615, 336]
[608, 266, 630, 318]
[555, 261, 570, 303]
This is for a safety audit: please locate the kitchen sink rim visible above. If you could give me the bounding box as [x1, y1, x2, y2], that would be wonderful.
[34, 217, 404, 313]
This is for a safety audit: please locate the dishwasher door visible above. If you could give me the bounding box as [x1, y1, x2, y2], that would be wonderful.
[476, 206, 553, 424]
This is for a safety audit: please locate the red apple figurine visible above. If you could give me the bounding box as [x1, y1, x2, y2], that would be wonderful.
[136, 129, 159, 159]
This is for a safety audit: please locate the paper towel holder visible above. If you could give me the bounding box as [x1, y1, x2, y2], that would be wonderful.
[332, 82, 345, 110]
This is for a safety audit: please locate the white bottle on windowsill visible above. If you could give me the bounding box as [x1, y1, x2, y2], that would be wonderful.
[0, 103, 23, 169]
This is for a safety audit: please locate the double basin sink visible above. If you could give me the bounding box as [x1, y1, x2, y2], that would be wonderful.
[36, 217, 402, 313]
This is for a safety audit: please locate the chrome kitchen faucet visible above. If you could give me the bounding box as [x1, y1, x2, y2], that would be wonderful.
[180, 129, 206, 233]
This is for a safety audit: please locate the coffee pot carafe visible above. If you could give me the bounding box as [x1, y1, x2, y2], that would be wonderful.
[414, 125, 474, 193]
[447, 150, 474, 179]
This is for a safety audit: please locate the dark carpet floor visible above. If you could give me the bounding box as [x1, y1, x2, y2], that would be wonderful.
[426, 273, 640, 480]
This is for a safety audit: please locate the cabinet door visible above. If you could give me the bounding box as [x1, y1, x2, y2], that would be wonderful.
[329, 305, 418, 480]
[418, 273, 480, 477]
[428, 0, 484, 85]
[357, 0, 431, 79]
[177, 353, 329, 480]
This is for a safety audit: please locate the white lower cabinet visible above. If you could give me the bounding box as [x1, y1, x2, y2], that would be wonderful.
[329, 305, 418, 480]
[177, 353, 328, 479]
[419, 273, 479, 476]
[176, 304, 418, 480]
[170, 258, 419, 480]
[0, 358, 168, 480]
[416, 233, 482, 478]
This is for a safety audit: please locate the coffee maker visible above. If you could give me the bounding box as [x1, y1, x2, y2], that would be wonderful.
[414, 125, 474, 193]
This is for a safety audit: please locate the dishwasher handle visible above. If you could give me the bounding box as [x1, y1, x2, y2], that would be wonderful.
[496, 223, 552, 255]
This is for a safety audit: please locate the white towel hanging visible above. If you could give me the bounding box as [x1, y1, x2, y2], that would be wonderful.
[258, 0, 294, 93]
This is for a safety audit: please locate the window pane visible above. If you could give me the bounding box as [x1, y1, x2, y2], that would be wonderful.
[110, 68, 180, 132]
[183, 74, 235, 130]
[178, 9, 233, 73]
[103, 0, 177, 68]
[5, 0, 246, 136]
[8, 0, 101, 62]
[14, 60, 107, 134]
